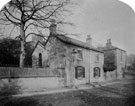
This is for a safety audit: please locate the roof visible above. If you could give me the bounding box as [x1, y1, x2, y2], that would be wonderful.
[55, 34, 103, 53]
[31, 41, 45, 54]
[99, 45, 126, 52]
[32, 34, 103, 54]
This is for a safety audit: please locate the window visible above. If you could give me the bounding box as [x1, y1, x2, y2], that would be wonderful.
[75, 66, 85, 79]
[39, 53, 42, 67]
[77, 49, 83, 60]
[95, 54, 99, 62]
[94, 67, 100, 78]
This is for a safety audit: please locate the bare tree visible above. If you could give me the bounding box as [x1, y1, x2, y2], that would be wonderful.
[0, 0, 71, 68]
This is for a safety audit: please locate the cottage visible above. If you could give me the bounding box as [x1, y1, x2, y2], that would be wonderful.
[32, 22, 104, 87]
[99, 39, 126, 79]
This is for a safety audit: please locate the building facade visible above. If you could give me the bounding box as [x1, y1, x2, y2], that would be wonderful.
[32, 23, 104, 87]
[99, 39, 126, 79]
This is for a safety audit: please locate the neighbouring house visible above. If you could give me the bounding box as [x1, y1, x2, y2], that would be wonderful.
[98, 39, 126, 79]
[126, 54, 135, 70]
[32, 22, 104, 87]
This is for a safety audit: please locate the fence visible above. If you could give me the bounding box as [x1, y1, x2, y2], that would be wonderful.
[0, 67, 61, 79]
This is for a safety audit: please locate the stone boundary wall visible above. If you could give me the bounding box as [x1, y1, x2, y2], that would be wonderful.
[0, 67, 60, 79]
[0, 67, 65, 94]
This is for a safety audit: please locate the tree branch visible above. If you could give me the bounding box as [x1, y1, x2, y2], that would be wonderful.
[30, 4, 63, 21]
[4, 6, 21, 22]
[24, 22, 49, 32]
[25, 32, 48, 40]
[3, 13, 20, 26]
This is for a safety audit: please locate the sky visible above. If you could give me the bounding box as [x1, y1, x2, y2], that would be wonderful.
[0, 0, 135, 54]
[62, 0, 135, 54]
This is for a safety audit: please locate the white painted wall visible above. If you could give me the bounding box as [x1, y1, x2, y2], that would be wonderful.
[116, 49, 126, 79]
[89, 50, 104, 82]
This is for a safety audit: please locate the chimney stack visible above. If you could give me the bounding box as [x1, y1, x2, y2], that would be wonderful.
[86, 34, 92, 47]
[49, 19, 57, 35]
[106, 39, 112, 49]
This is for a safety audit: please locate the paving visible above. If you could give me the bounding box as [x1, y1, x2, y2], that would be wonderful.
[1, 75, 135, 106]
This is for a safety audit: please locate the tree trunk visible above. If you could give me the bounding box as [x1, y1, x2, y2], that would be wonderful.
[20, 23, 25, 68]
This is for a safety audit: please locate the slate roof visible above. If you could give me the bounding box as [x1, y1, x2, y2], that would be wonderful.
[54, 34, 103, 53]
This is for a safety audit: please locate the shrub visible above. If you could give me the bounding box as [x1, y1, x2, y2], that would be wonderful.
[103, 63, 117, 72]
[103, 51, 116, 72]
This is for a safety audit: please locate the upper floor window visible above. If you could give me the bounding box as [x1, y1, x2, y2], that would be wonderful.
[77, 49, 83, 60]
[95, 54, 99, 62]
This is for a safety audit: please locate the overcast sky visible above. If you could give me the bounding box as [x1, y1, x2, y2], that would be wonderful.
[0, 0, 135, 54]
[61, 0, 135, 54]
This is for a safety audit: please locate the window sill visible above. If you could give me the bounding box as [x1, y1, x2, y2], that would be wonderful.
[77, 77, 85, 80]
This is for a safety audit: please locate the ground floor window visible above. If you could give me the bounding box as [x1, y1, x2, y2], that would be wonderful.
[94, 67, 100, 78]
[75, 66, 85, 79]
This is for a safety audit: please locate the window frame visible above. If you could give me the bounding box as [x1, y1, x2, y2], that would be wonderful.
[93, 67, 100, 78]
[75, 66, 85, 79]
[77, 49, 83, 60]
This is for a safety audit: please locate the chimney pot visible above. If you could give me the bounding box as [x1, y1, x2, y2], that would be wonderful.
[49, 19, 57, 35]
[106, 38, 112, 49]
[86, 34, 92, 47]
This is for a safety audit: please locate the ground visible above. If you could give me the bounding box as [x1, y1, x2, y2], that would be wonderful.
[0, 73, 135, 106]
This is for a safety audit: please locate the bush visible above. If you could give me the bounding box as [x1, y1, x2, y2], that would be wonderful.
[103, 51, 117, 73]
[103, 63, 116, 72]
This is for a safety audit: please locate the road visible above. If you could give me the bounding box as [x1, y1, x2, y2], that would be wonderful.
[0, 77, 135, 106]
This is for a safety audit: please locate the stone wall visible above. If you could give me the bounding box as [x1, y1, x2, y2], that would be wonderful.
[105, 70, 117, 80]
[0, 67, 59, 78]
[0, 67, 64, 94]
[0, 77, 64, 93]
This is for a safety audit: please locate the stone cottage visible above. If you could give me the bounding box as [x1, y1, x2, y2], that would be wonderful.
[98, 39, 126, 79]
[32, 22, 104, 87]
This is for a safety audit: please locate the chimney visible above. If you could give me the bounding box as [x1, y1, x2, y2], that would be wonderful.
[86, 34, 92, 47]
[106, 39, 112, 49]
[49, 19, 57, 35]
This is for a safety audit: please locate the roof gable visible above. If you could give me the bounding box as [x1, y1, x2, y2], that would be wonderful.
[100, 45, 126, 52]
[32, 41, 45, 54]
[32, 34, 103, 54]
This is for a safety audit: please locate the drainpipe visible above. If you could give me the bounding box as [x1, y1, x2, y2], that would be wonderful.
[88, 50, 91, 83]
[71, 49, 77, 88]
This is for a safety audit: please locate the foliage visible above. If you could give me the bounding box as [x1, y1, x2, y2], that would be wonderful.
[103, 51, 117, 72]
[0, 38, 20, 67]
[0, 38, 33, 67]
[131, 60, 135, 70]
